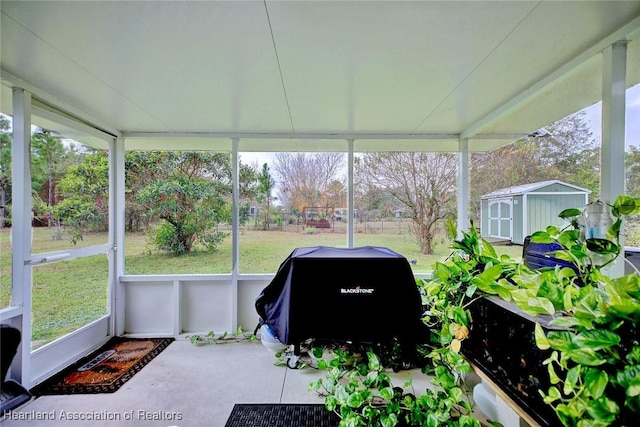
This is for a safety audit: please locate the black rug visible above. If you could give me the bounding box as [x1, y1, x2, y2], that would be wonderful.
[33, 337, 174, 395]
[225, 404, 340, 427]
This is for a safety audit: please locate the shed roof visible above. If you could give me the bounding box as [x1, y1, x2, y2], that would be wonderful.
[481, 180, 591, 199]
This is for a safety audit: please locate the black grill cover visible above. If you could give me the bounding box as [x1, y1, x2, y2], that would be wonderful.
[255, 246, 423, 346]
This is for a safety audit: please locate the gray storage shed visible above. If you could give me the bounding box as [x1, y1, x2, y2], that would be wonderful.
[480, 180, 590, 245]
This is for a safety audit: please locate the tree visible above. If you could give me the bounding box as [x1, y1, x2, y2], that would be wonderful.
[470, 140, 549, 221]
[626, 146, 640, 198]
[256, 163, 276, 229]
[535, 111, 595, 172]
[354, 173, 397, 220]
[126, 151, 260, 233]
[125, 151, 170, 231]
[136, 152, 232, 255]
[273, 153, 346, 214]
[50, 149, 257, 253]
[470, 111, 599, 220]
[626, 146, 640, 246]
[31, 129, 66, 226]
[571, 146, 600, 199]
[239, 161, 259, 201]
[0, 116, 11, 228]
[54, 150, 109, 243]
[356, 152, 457, 254]
[324, 180, 347, 213]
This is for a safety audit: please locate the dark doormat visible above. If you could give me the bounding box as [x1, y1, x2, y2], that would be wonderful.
[225, 404, 339, 427]
[33, 337, 173, 395]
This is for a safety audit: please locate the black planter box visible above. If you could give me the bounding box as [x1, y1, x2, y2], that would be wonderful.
[625, 246, 640, 275]
[462, 296, 562, 427]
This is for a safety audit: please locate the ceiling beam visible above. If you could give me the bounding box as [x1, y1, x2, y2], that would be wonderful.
[123, 131, 460, 140]
[32, 101, 116, 143]
[1, 70, 123, 138]
[123, 131, 528, 141]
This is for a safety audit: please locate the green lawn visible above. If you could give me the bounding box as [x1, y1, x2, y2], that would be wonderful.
[125, 224, 523, 275]
[0, 228, 110, 347]
[30, 255, 109, 346]
[1, 226, 523, 348]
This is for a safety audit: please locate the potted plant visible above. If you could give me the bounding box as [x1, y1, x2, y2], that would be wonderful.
[525, 195, 640, 426]
[459, 195, 640, 426]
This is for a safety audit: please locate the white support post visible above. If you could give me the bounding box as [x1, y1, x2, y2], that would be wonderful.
[112, 137, 126, 336]
[11, 88, 32, 385]
[347, 139, 354, 248]
[601, 41, 627, 278]
[173, 280, 181, 337]
[457, 138, 470, 236]
[495, 395, 522, 427]
[231, 138, 240, 331]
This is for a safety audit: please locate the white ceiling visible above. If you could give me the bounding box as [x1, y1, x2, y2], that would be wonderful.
[1, 0, 639, 152]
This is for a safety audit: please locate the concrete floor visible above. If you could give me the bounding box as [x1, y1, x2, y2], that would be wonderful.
[0, 340, 439, 427]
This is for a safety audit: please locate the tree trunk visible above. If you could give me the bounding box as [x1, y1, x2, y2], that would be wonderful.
[0, 186, 5, 228]
[48, 154, 54, 227]
[421, 236, 433, 255]
[420, 224, 434, 255]
[177, 231, 193, 254]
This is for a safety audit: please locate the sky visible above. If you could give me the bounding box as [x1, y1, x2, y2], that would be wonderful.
[583, 83, 640, 148]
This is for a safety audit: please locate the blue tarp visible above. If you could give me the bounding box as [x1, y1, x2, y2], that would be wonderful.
[522, 236, 579, 276]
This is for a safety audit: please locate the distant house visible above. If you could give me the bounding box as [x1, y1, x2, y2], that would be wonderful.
[480, 180, 590, 245]
[392, 208, 407, 219]
[333, 208, 357, 221]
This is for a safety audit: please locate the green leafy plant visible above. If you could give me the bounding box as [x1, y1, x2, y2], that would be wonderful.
[462, 195, 640, 426]
[135, 152, 232, 255]
[527, 195, 640, 426]
[307, 196, 640, 426]
[307, 223, 502, 427]
[187, 326, 256, 345]
[309, 348, 483, 427]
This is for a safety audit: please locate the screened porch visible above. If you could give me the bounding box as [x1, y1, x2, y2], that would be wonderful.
[1, 1, 639, 426]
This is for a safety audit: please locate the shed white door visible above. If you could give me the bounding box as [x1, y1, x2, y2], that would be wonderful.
[488, 199, 512, 240]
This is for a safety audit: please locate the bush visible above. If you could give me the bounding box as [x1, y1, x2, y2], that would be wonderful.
[54, 196, 108, 244]
[152, 222, 190, 255]
[302, 226, 317, 235]
[200, 230, 227, 252]
[0, 204, 11, 227]
[150, 222, 228, 256]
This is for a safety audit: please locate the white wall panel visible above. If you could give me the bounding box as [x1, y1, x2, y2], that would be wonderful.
[124, 282, 174, 335]
[238, 277, 272, 332]
[181, 281, 233, 334]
